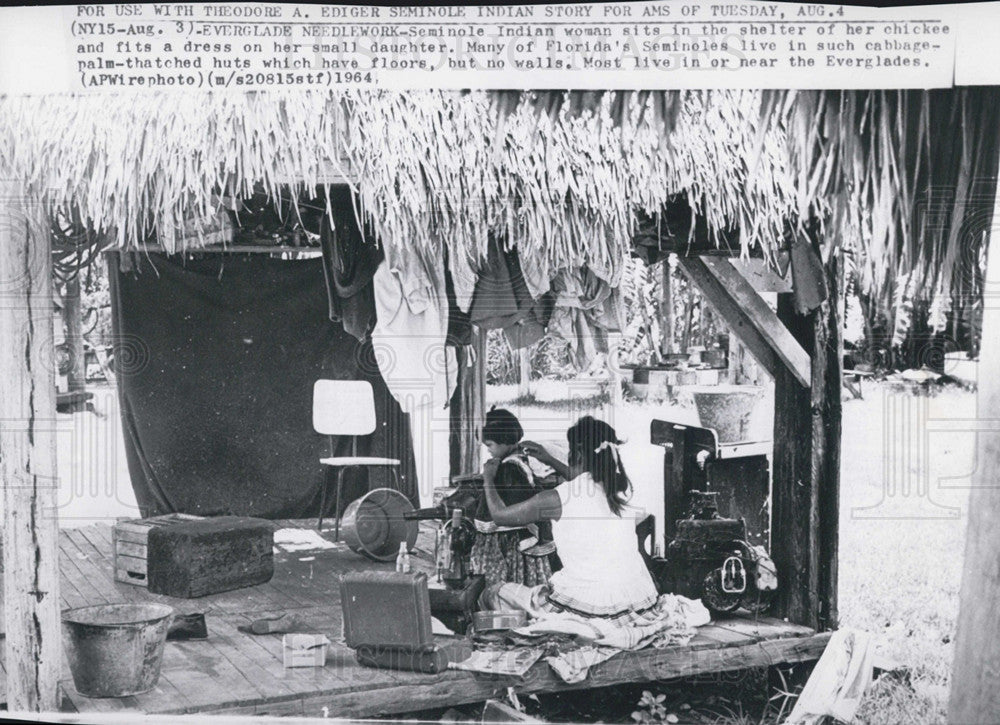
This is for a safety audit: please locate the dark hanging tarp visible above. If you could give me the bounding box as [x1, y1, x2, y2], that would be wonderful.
[108, 251, 417, 519]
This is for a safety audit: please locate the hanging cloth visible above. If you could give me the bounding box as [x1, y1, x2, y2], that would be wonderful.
[468, 236, 554, 349]
[548, 266, 625, 369]
[319, 188, 383, 341]
[372, 240, 458, 505]
[444, 248, 473, 347]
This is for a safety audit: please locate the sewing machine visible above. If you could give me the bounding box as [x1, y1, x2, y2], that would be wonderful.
[646, 419, 778, 614]
[403, 485, 482, 633]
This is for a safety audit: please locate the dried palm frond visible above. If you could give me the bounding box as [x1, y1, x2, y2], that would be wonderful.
[0, 90, 793, 281]
[759, 88, 1000, 339]
[1, 87, 996, 342]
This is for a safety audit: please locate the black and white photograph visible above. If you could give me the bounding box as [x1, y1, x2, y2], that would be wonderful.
[0, 1, 998, 723]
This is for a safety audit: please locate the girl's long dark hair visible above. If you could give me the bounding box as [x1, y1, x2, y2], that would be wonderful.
[567, 416, 631, 516]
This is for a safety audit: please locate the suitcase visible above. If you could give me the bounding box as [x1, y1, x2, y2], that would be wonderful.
[340, 571, 434, 648]
[115, 514, 274, 597]
[340, 571, 473, 673]
[355, 639, 472, 675]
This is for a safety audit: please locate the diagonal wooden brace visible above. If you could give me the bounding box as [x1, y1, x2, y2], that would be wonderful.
[677, 256, 811, 387]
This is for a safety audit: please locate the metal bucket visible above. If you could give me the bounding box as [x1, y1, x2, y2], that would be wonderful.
[62, 603, 175, 697]
[689, 385, 765, 443]
[341, 488, 418, 562]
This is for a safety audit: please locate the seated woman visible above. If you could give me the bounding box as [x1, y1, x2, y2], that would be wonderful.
[480, 415, 658, 619]
[469, 407, 560, 589]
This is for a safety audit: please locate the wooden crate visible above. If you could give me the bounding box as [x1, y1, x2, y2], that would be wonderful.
[113, 513, 205, 587]
[146, 516, 274, 598]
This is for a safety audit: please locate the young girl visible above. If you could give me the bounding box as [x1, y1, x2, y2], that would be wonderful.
[469, 407, 559, 589]
[481, 415, 658, 619]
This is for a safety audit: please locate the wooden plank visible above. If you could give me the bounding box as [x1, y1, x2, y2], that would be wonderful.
[727, 614, 815, 638]
[701, 256, 812, 386]
[290, 633, 832, 720]
[714, 617, 810, 642]
[114, 540, 147, 558]
[58, 531, 115, 606]
[52, 561, 89, 611]
[0, 185, 63, 712]
[170, 637, 270, 708]
[221, 611, 403, 696]
[115, 660, 193, 715]
[695, 625, 759, 647]
[678, 256, 811, 387]
[206, 616, 303, 701]
[142, 640, 257, 714]
[82, 521, 116, 556]
[64, 528, 146, 606]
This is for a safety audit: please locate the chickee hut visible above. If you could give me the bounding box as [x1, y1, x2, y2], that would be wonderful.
[1, 88, 998, 717]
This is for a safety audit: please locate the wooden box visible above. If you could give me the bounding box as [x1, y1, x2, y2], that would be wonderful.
[113, 514, 274, 597]
[282, 634, 330, 668]
[113, 513, 204, 587]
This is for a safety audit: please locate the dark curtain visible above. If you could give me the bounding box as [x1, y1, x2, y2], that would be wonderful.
[108, 252, 417, 519]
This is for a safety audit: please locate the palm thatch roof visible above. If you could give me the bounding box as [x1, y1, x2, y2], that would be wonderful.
[1, 88, 997, 336]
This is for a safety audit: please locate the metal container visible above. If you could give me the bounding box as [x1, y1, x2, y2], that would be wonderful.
[689, 385, 765, 443]
[703, 349, 727, 368]
[472, 610, 528, 632]
[62, 603, 175, 697]
[341, 488, 419, 562]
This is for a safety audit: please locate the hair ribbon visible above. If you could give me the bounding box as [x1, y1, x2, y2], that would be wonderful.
[594, 440, 621, 464]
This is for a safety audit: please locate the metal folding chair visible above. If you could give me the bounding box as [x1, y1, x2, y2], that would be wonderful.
[312, 380, 401, 539]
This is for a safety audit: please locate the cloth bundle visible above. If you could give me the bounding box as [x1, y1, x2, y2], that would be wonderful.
[479, 582, 711, 684]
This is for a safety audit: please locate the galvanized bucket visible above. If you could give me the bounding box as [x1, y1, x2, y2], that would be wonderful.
[340, 488, 418, 562]
[690, 385, 765, 443]
[62, 603, 175, 697]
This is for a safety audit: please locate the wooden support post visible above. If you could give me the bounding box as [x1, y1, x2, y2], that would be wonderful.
[64, 273, 85, 393]
[660, 260, 674, 355]
[677, 251, 837, 628]
[450, 328, 486, 480]
[607, 333, 623, 407]
[949, 177, 1000, 723]
[518, 346, 531, 400]
[0, 180, 63, 711]
[770, 254, 841, 631]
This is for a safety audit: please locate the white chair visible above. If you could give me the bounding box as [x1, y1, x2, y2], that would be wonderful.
[312, 380, 401, 539]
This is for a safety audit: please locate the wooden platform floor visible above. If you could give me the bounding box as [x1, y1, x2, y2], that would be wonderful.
[0, 521, 831, 718]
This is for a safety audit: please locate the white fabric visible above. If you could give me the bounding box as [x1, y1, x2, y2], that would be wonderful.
[492, 583, 710, 684]
[371, 244, 458, 507]
[785, 628, 877, 725]
[448, 246, 479, 313]
[548, 473, 659, 614]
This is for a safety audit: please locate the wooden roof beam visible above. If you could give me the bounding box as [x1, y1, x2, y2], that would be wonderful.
[677, 256, 811, 387]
